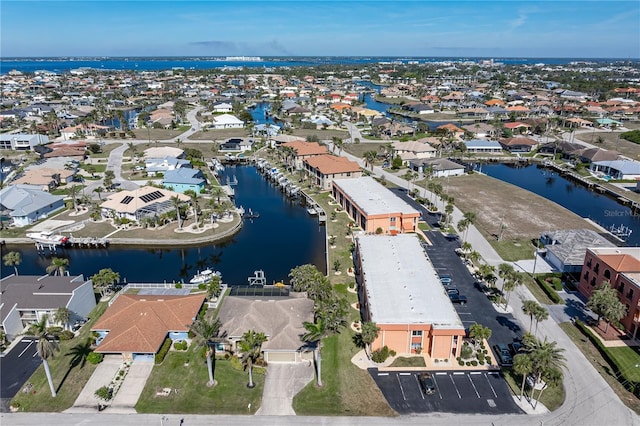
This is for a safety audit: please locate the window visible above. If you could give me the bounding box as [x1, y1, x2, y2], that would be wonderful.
[618, 282, 625, 293]
[604, 270, 611, 280]
[586, 259, 592, 269]
[594, 263, 600, 274]
[583, 271, 590, 281]
[412, 330, 423, 336]
[627, 289, 634, 300]
[590, 277, 596, 286]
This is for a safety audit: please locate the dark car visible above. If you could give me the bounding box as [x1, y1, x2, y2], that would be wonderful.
[418, 372, 436, 395]
[448, 293, 467, 305]
[508, 341, 523, 356]
[445, 233, 459, 241]
[493, 343, 513, 367]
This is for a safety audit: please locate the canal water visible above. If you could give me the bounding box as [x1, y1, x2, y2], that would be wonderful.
[481, 163, 640, 246]
[0, 166, 327, 284]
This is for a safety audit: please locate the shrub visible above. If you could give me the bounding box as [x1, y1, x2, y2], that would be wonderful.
[466, 361, 472, 366]
[155, 337, 172, 364]
[59, 330, 75, 341]
[460, 343, 474, 359]
[371, 345, 392, 363]
[486, 357, 492, 364]
[87, 352, 103, 365]
[458, 359, 464, 366]
[95, 385, 112, 401]
[173, 340, 188, 351]
[536, 277, 564, 304]
[375, 227, 383, 234]
[471, 360, 478, 366]
[175, 283, 183, 289]
[389, 349, 397, 357]
[198, 283, 206, 290]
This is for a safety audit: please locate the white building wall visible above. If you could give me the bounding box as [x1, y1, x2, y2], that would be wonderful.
[2, 304, 23, 341]
[66, 280, 97, 322]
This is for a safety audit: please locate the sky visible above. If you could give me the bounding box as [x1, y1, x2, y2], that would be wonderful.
[1, 1, 639, 58]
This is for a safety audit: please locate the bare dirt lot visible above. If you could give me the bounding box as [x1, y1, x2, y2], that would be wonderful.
[577, 122, 640, 160]
[434, 173, 600, 241]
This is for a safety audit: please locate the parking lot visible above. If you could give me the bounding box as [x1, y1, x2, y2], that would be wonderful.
[0, 338, 43, 412]
[370, 369, 522, 414]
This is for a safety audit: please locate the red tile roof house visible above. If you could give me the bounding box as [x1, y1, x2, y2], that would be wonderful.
[499, 137, 538, 153]
[331, 176, 420, 234]
[91, 294, 205, 362]
[280, 140, 329, 170]
[303, 154, 362, 190]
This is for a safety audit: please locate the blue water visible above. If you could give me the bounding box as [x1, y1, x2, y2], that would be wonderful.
[1, 57, 630, 74]
[249, 102, 277, 126]
[481, 163, 640, 246]
[0, 166, 327, 283]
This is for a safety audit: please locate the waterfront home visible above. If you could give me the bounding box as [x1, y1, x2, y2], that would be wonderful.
[12, 167, 75, 189]
[331, 176, 420, 234]
[217, 296, 315, 363]
[579, 247, 640, 340]
[209, 113, 244, 129]
[303, 154, 362, 190]
[574, 147, 620, 164]
[162, 168, 206, 194]
[100, 186, 190, 222]
[0, 274, 96, 341]
[0, 184, 65, 226]
[391, 141, 437, 165]
[0, 133, 49, 151]
[540, 229, 615, 273]
[92, 294, 205, 362]
[409, 157, 465, 178]
[436, 123, 465, 139]
[463, 139, 503, 154]
[212, 101, 233, 113]
[145, 156, 191, 177]
[355, 234, 465, 359]
[281, 140, 329, 170]
[219, 137, 254, 153]
[460, 123, 498, 139]
[499, 137, 538, 153]
[590, 159, 640, 180]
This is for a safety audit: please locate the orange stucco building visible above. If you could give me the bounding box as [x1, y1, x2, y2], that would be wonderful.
[579, 247, 640, 339]
[355, 234, 465, 360]
[304, 154, 362, 190]
[332, 177, 420, 234]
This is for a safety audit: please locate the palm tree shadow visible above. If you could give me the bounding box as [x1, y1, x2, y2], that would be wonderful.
[57, 339, 92, 393]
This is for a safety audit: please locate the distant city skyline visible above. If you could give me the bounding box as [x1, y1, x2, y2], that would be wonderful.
[1, 1, 639, 59]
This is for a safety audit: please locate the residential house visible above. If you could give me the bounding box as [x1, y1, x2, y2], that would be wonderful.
[331, 176, 420, 234]
[0, 133, 49, 151]
[281, 140, 329, 170]
[212, 101, 233, 113]
[464, 139, 503, 154]
[540, 229, 615, 273]
[217, 296, 315, 363]
[355, 234, 465, 358]
[12, 167, 75, 189]
[145, 156, 191, 177]
[460, 123, 497, 139]
[499, 137, 538, 153]
[209, 114, 244, 129]
[591, 160, 640, 180]
[391, 141, 436, 165]
[579, 248, 640, 339]
[303, 154, 362, 190]
[219, 137, 254, 153]
[409, 158, 465, 178]
[1, 274, 96, 340]
[162, 168, 207, 194]
[575, 147, 620, 164]
[92, 294, 205, 362]
[100, 185, 190, 222]
[0, 184, 65, 227]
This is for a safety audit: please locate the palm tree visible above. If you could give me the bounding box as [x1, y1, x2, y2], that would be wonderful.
[91, 268, 120, 298]
[238, 330, 268, 388]
[497, 263, 515, 288]
[532, 305, 549, 336]
[359, 321, 380, 359]
[534, 367, 563, 408]
[502, 272, 523, 309]
[457, 218, 469, 242]
[171, 196, 184, 229]
[513, 353, 534, 401]
[524, 337, 566, 407]
[363, 150, 377, 171]
[184, 190, 200, 227]
[46, 257, 70, 276]
[302, 317, 328, 387]
[462, 211, 476, 241]
[3, 251, 21, 275]
[54, 307, 71, 330]
[93, 186, 104, 201]
[522, 300, 540, 333]
[67, 338, 93, 369]
[68, 184, 81, 212]
[190, 317, 225, 387]
[461, 241, 472, 254]
[210, 185, 225, 204]
[29, 315, 59, 397]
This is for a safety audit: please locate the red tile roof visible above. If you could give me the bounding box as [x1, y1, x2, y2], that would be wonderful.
[281, 141, 328, 156]
[598, 254, 640, 273]
[304, 154, 361, 175]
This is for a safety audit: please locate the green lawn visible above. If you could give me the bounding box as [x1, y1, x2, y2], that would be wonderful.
[490, 238, 536, 261]
[522, 274, 557, 305]
[502, 368, 565, 412]
[136, 345, 264, 414]
[418, 222, 431, 231]
[10, 302, 108, 412]
[389, 357, 426, 368]
[607, 346, 640, 382]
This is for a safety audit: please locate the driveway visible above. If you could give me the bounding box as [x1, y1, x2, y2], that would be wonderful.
[108, 360, 154, 413]
[0, 338, 42, 412]
[255, 362, 314, 416]
[66, 355, 121, 412]
[370, 369, 522, 415]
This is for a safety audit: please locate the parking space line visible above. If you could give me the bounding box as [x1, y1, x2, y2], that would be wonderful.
[467, 373, 480, 398]
[399, 372, 411, 375]
[435, 372, 448, 375]
[377, 372, 389, 376]
[449, 374, 461, 399]
[484, 373, 498, 398]
[470, 372, 482, 375]
[396, 374, 407, 401]
[453, 372, 465, 375]
[487, 371, 500, 375]
[18, 341, 34, 357]
[457, 312, 473, 315]
[432, 375, 443, 400]
[414, 375, 425, 400]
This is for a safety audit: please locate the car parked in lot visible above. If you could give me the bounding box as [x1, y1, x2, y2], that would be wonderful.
[508, 341, 523, 356]
[448, 293, 467, 305]
[446, 288, 460, 295]
[440, 274, 452, 285]
[493, 343, 513, 367]
[418, 372, 436, 395]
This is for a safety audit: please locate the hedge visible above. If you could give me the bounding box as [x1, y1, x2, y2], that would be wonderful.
[574, 320, 640, 396]
[155, 337, 172, 364]
[535, 277, 564, 304]
[87, 352, 103, 365]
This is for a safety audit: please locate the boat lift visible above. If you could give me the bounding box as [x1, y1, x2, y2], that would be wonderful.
[248, 270, 266, 286]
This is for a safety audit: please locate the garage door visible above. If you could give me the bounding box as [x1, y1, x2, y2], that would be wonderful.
[266, 351, 296, 363]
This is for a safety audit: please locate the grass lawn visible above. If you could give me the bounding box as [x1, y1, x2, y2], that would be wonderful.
[418, 222, 431, 231]
[559, 322, 640, 414]
[490, 238, 536, 262]
[343, 142, 387, 160]
[88, 144, 119, 159]
[502, 368, 565, 412]
[10, 302, 108, 412]
[389, 357, 426, 368]
[522, 274, 557, 305]
[136, 345, 264, 414]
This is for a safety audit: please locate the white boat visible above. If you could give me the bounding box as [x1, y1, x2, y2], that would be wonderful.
[307, 207, 318, 215]
[189, 269, 222, 284]
[26, 232, 69, 246]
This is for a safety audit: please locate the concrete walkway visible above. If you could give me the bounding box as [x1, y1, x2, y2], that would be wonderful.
[65, 355, 121, 412]
[255, 363, 314, 416]
[108, 360, 154, 413]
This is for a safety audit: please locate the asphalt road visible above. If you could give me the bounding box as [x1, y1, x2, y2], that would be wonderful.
[370, 368, 522, 415]
[0, 339, 42, 412]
